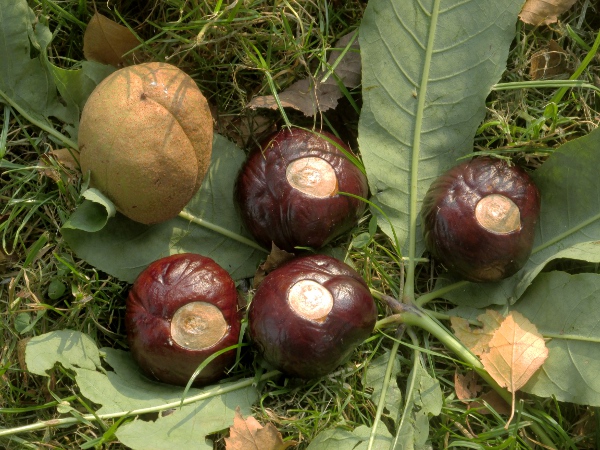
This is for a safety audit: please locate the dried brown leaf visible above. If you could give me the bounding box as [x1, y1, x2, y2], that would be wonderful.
[248, 31, 360, 116]
[454, 370, 510, 415]
[215, 113, 275, 149]
[225, 407, 297, 450]
[479, 389, 511, 415]
[83, 13, 139, 67]
[480, 311, 548, 424]
[48, 148, 80, 169]
[450, 310, 504, 357]
[39, 148, 80, 183]
[253, 243, 295, 288]
[529, 40, 568, 80]
[455, 370, 483, 401]
[519, 0, 577, 26]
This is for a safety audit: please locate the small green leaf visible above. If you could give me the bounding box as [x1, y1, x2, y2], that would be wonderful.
[50, 61, 115, 113]
[47, 279, 67, 300]
[14, 313, 31, 334]
[365, 350, 402, 422]
[56, 401, 74, 414]
[307, 425, 393, 450]
[306, 428, 363, 450]
[394, 360, 442, 450]
[351, 232, 372, 249]
[368, 215, 378, 237]
[26, 330, 102, 374]
[63, 188, 117, 233]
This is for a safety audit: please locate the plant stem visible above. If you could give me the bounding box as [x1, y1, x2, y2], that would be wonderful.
[415, 280, 468, 307]
[550, 30, 600, 104]
[0, 371, 281, 438]
[178, 210, 268, 253]
[367, 337, 401, 450]
[492, 79, 600, 96]
[391, 329, 421, 450]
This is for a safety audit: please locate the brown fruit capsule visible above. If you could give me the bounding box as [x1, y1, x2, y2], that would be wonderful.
[248, 254, 377, 379]
[125, 253, 240, 387]
[234, 129, 368, 252]
[421, 157, 541, 282]
[79, 62, 213, 224]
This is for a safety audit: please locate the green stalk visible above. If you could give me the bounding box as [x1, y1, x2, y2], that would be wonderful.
[391, 329, 421, 450]
[550, 31, 600, 105]
[492, 79, 600, 95]
[405, 0, 441, 302]
[0, 371, 281, 438]
[415, 280, 468, 307]
[367, 338, 401, 450]
[178, 210, 268, 253]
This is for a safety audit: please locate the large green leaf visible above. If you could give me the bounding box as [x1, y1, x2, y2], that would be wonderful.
[62, 134, 267, 282]
[437, 127, 600, 308]
[358, 0, 525, 257]
[513, 272, 600, 406]
[25, 330, 258, 449]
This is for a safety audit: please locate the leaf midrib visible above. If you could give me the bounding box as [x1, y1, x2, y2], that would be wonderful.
[405, 0, 442, 301]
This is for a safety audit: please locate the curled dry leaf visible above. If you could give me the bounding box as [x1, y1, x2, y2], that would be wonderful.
[253, 243, 295, 288]
[454, 370, 510, 415]
[39, 148, 80, 183]
[519, 0, 577, 26]
[83, 13, 139, 67]
[225, 407, 297, 450]
[248, 31, 360, 116]
[215, 112, 275, 149]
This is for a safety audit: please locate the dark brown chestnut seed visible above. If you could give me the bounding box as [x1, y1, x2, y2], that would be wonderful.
[421, 157, 541, 283]
[126, 253, 241, 386]
[234, 128, 368, 252]
[248, 254, 377, 379]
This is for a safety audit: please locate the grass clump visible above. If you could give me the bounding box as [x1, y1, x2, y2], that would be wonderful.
[2, 0, 600, 449]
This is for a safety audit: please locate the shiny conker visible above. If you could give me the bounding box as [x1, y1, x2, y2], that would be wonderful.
[234, 128, 368, 252]
[248, 254, 377, 379]
[125, 253, 241, 386]
[421, 157, 541, 282]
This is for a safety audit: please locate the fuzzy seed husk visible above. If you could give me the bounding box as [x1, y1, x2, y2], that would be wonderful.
[79, 62, 213, 224]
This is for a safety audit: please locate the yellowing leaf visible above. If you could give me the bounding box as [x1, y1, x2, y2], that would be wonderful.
[480, 311, 549, 424]
[451, 310, 504, 356]
[519, 0, 577, 26]
[225, 408, 297, 450]
[83, 13, 139, 67]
